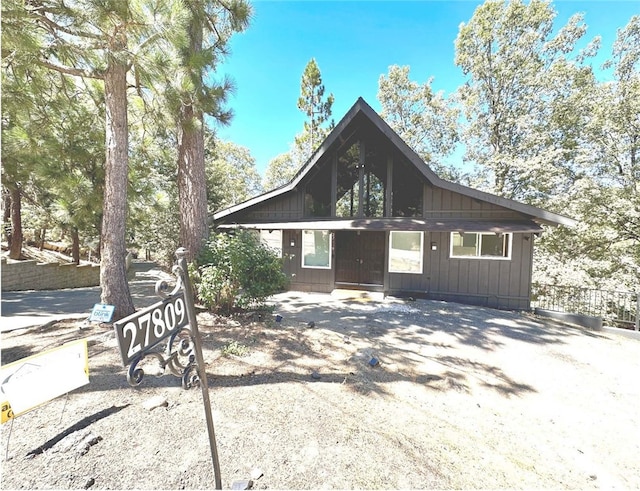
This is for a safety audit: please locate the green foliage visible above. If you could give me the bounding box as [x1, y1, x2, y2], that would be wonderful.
[375, 4, 637, 291]
[2, 0, 253, 271]
[263, 58, 335, 191]
[4, 0, 638, 297]
[125, 102, 178, 267]
[205, 133, 263, 213]
[221, 340, 250, 357]
[454, 0, 596, 201]
[378, 65, 459, 169]
[2, 48, 105, 259]
[296, 57, 335, 152]
[155, 1, 252, 261]
[532, 16, 640, 292]
[262, 152, 300, 191]
[452, 3, 639, 292]
[193, 230, 287, 314]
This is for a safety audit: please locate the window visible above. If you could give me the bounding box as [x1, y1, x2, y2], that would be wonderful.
[335, 139, 388, 218]
[450, 232, 511, 259]
[362, 141, 387, 217]
[336, 142, 360, 218]
[389, 231, 423, 274]
[302, 230, 332, 269]
[259, 230, 282, 257]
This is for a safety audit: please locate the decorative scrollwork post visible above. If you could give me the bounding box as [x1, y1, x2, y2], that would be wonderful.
[113, 248, 222, 489]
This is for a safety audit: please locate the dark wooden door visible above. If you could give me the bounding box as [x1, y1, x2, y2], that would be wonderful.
[335, 231, 385, 286]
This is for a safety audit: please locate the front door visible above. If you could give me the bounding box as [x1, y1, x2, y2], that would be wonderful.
[335, 231, 385, 287]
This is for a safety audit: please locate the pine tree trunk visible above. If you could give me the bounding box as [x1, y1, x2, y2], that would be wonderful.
[177, 112, 208, 262]
[9, 186, 22, 260]
[39, 228, 46, 251]
[100, 54, 135, 320]
[176, 19, 208, 262]
[3, 188, 12, 249]
[71, 227, 80, 265]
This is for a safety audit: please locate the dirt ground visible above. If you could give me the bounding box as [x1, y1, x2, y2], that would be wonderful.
[1, 291, 639, 490]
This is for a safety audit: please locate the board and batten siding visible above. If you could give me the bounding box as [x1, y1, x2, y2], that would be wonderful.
[282, 230, 334, 293]
[243, 192, 302, 221]
[210, 97, 570, 312]
[224, 169, 536, 309]
[387, 232, 533, 309]
[386, 183, 535, 309]
[424, 184, 524, 219]
[386, 231, 533, 310]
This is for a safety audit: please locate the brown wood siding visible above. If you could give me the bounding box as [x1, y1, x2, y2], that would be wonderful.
[282, 227, 532, 309]
[409, 231, 532, 309]
[240, 192, 302, 221]
[282, 229, 334, 293]
[424, 184, 523, 220]
[212, 98, 573, 312]
[221, 166, 535, 310]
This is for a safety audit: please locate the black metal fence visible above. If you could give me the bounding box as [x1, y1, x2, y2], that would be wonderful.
[531, 283, 639, 331]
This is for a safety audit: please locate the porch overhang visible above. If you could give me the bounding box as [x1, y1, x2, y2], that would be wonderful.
[215, 218, 544, 234]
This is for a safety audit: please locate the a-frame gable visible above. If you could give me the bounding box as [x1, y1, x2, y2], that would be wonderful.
[213, 97, 575, 228]
[213, 98, 373, 221]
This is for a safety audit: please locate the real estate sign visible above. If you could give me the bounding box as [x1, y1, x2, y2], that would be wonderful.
[1, 340, 89, 424]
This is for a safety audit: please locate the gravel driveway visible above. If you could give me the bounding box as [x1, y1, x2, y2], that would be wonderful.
[269, 291, 640, 489]
[2, 291, 639, 489]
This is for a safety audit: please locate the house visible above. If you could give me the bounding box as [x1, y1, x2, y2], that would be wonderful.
[212, 98, 575, 310]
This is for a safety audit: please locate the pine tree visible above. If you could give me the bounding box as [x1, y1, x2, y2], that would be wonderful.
[172, 1, 251, 261]
[3, 0, 186, 319]
[263, 58, 335, 190]
[295, 58, 335, 160]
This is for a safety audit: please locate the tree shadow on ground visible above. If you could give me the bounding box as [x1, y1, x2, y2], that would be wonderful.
[273, 293, 608, 351]
[1, 344, 39, 365]
[79, 293, 545, 400]
[261, 293, 603, 397]
[5, 293, 586, 402]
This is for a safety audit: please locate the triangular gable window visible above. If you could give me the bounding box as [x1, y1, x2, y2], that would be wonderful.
[336, 139, 388, 218]
[336, 141, 362, 217]
[303, 127, 423, 218]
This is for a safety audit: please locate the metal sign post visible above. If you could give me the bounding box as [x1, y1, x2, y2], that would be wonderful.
[175, 248, 222, 489]
[113, 248, 222, 489]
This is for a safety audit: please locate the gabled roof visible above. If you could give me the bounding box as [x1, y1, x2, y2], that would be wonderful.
[213, 97, 576, 228]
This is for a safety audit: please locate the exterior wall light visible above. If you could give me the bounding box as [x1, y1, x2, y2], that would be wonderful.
[431, 242, 438, 251]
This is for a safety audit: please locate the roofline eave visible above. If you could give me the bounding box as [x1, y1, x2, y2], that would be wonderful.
[212, 98, 368, 223]
[211, 97, 577, 229]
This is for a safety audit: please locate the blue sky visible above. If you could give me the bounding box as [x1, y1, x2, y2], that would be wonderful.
[216, 1, 639, 176]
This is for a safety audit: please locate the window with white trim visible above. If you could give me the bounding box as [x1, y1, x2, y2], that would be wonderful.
[450, 232, 512, 259]
[259, 230, 282, 257]
[302, 230, 332, 269]
[389, 231, 423, 274]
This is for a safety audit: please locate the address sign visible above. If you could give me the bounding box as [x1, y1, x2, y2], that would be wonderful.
[113, 292, 188, 365]
[112, 248, 223, 489]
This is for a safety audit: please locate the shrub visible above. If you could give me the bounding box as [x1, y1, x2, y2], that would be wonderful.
[221, 341, 250, 357]
[192, 230, 287, 314]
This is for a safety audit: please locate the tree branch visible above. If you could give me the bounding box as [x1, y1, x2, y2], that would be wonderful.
[37, 58, 102, 80]
[28, 5, 104, 41]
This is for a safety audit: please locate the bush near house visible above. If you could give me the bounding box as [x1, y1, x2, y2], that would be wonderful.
[191, 230, 287, 314]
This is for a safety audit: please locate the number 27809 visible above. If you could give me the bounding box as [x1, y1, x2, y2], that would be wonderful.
[114, 293, 188, 366]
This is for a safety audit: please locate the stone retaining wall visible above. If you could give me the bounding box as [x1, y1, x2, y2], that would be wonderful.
[1, 258, 100, 291]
